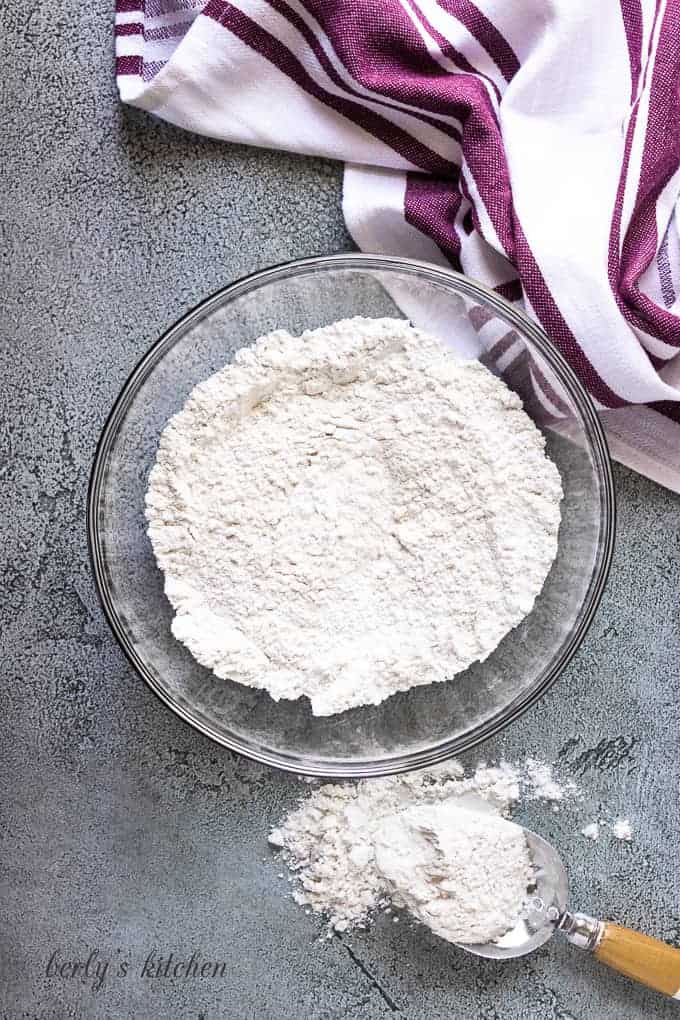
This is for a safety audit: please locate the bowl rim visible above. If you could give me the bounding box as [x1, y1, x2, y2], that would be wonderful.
[87, 252, 616, 777]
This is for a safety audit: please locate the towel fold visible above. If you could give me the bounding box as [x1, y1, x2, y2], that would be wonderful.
[115, 0, 680, 491]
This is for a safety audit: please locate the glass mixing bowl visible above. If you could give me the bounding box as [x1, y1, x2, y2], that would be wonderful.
[88, 254, 615, 777]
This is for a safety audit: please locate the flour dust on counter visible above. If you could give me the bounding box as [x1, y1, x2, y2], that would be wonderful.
[146, 316, 562, 716]
[612, 817, 634, 841]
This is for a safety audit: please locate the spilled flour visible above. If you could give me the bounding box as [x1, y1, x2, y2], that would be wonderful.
[580, 817, 634, 843]
[269, 761, 562, 940]
[271, 761, 635, 942]
[612, 818, 634, 841]
[146, 316, 562, 716]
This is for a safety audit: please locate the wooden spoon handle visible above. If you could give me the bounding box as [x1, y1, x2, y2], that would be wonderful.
[594, 923, 680, 999]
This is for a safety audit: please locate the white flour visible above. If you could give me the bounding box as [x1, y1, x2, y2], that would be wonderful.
[581, 818, 633, 842]
[146, 316, 562, 716]
[374, 802, 532, 944]
[524, 759, 575, 802]
[269, 762, 530, 937]
[613, 817, 633, 841]
[581, 822, 600, 841]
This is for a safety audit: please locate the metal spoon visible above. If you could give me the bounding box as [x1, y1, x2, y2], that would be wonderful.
[459, 827, 680, 1000]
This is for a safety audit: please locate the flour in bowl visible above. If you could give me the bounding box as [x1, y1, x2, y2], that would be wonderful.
[146, 316, 562, 716]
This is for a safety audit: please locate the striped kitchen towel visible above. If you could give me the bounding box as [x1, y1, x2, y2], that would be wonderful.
[115, 0, 680, 491]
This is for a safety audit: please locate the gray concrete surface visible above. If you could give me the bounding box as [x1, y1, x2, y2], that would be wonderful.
[2, 4, 680, 1018]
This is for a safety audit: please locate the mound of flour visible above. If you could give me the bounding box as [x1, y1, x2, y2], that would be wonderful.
[374, 803, 533, 944]
[146, 316, 562, 716]
[269, 761, 533, 940]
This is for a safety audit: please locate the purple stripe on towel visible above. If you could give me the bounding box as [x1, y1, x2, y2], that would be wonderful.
[116, 55, 143, 74]
[468, 304, 495, 331]
[619, 0, 644, 100]
[143, 59, 168, 79]
[205, 0, 455, 175]
[437, 0, 520, 83]
[656, 229, 676, 308]
[404, 0, 502, 103]
[404, 173, 463, 268]
[618, 2, 680, 345]
[401, 0, 487, 84]
[144, 19, 195, 40]
[529, 358, 571, 417]
[494, 279, 523, 302]
[144, 0, 204, 17]
[303, 0, 490, 131]
[513, 223, 626, 407]
[115, 22, 143, 35]
[605, 0, 655, 345]
[648, 399, 680, 425]
[486, 330, 517, 360]
[266, 0, 462, 143]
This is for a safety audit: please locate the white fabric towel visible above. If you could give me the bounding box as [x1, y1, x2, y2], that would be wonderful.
[116, 0, 680, 490]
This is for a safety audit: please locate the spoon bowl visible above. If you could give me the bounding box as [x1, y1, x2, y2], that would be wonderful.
[459, 827, 568, 959]
[456, 824, 680, 1002]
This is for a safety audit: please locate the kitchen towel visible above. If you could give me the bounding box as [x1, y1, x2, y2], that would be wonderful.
[115, 0, 680, 491]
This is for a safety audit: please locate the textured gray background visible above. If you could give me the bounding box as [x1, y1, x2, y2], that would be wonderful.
[2, 4, 679, 1018]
